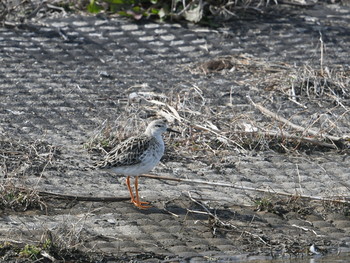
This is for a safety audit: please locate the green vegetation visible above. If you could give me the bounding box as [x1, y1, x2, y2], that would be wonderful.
[0, 0, 319, 24]
[19, 244, 41, 259]
[88, 0, 168, 19]
[85, 0, 271, 22]
[0, 182, 45, 212]
[87, 0, 184, 21]
[0, 237, 137, 262]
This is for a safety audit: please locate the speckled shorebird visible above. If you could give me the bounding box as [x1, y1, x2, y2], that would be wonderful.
[96, 119, 179, 209]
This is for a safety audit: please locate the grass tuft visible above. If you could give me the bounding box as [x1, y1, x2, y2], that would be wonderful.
[0, 181, 46, 212]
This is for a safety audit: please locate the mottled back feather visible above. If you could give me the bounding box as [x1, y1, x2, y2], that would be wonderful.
[96, 134, 152, 169]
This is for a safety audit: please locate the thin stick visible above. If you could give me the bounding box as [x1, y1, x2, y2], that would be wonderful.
[247, 96, 344, 143]
[188, 191, 269, 246]
[140, 174, 350, 204]
[147, 99, 246, 151]
[193, 123, 246, 150]
[319, 32, 324, 76]
[296, 164, 303, 194]
[234, 130, 338, 149]
[17, 187, 130, 202]
[40, 192, 130, 202]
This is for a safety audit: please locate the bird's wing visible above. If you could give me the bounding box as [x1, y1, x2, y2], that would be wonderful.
[96, 135, 151, 169]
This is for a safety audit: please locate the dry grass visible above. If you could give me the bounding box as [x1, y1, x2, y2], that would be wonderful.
[84, 53, 350, 216]
[86, 56, 350, 165]
[0, 137, 59, 212]
[0, 181, 46, 212]
[0, 138, 58, 178]
[253, 194, 350, 217]
[0, 205, 102, 261]
[0, 230, 95, 262]
[0, 0, 329, 27]
[1, 6, 348, 257]
[182, 191, 345, 256]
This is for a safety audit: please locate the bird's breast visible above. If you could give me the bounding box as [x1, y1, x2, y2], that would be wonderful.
[141, 140, 164, 164]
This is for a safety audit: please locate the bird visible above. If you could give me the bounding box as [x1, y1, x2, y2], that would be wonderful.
[96, 119, 179, 209]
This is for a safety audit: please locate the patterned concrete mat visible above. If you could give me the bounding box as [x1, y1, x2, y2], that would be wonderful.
[1, 2, 350, 261]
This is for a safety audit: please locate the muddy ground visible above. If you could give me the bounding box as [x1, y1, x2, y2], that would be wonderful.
[1, 1, 350, 262]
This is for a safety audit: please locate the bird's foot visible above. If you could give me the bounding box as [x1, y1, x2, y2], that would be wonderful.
[132, 199, 151, 209]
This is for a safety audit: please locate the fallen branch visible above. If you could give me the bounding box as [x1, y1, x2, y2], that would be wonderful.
[235, 130, 338, 149]
[17, 187, 130, 202]
[247, 96, 347, 146]
[140, 174, 350, 204]
[39, 191, 130, 202]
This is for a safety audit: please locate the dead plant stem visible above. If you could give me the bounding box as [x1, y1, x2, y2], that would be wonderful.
[247, 96, 344, 143]
[319, 32, 324, 76]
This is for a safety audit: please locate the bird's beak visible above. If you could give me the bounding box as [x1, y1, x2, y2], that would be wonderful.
[167, 128, 181, 134]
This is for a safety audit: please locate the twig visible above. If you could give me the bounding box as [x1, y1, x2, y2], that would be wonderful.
[147, 98, 247, 151]
[0, 0, 26, 22]
[188, 191, 269, 246]
[163, 207, 180, 218]
[40, 250, 57, 262]
[234, 129, 338, 149]
[39, 191, 130, 202]
[16, 187, 130, 202]
[295, 164, 303, 194]
[278, 0, 317, 6]
[47, 3, 66, 14]
[289, 82, 307, 109]
[26, 1, 48, 19]
[193, 123, 246, 151]
[291, 224, 324, 237]
[319, 32, 324, 76]
[247, 96, 345, 143]
[188, 191, 237, 230]
[140, 174, 350, 204]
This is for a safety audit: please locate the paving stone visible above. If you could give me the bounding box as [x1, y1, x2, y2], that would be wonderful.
[1, 2, 350, 261]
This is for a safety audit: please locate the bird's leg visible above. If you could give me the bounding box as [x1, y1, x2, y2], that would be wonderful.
[134, 176, 151, 209]
[126, 176, 137, 204]
[126, 176, 150, 209]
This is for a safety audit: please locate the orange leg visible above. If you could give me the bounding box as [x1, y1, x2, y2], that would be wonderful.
[134, 176, 151, 208]
[126, 176, 136, 203]
[126, 176, 151, 209]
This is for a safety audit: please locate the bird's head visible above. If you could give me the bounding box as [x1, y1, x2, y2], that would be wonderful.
[145, 119, 180, 137]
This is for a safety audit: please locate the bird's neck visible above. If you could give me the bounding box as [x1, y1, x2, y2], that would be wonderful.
[144, 131, 162, 140]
